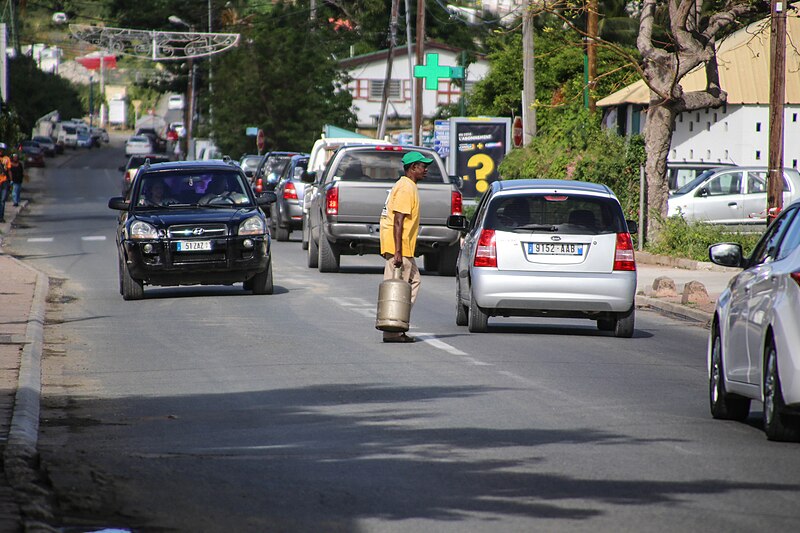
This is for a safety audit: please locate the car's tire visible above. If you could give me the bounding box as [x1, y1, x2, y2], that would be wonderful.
[307, 228, 319, 268]
[117, 255, 125, 296]
[423, 252, 439, 273]
[709, 326, 751, 421]
[318, 230, 340, 273]
[597, 317, 615, 331]
[455, 280, 468, 326]
[301, 219, 309, 250]
[613, 306, 635, 338]
[437, 244, 459, 276]
[763, 338, 800, 441]
[243, 278, 254, 291]
[120, 258, 144, 301]
[468, 291, 489, 333]
[251, 260, 274, 295]
[275, 226, 290, 242]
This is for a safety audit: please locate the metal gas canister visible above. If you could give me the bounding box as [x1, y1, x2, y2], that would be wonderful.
[375, 267, 411, 332]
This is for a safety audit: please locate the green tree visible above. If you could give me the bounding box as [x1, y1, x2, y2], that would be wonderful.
[209, 2, 355, 155]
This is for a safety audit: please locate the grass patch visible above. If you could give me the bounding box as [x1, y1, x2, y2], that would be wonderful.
[646, 216, 763, 262]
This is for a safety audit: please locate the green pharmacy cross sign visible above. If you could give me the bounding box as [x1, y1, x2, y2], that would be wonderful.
[414, 53, 465, 90]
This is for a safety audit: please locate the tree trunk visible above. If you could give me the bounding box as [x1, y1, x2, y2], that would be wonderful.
[644, 103, 674, 241]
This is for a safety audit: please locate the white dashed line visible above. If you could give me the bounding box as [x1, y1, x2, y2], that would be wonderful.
[414, 333, 469, 356]
[81, 235, 107, 241]
[27, 237, 54, 243]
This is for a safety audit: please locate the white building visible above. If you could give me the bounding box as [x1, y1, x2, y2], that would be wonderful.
[598, 15, 800, 169]
[339, 41, 489, 133]
[20, 44, 62, 73]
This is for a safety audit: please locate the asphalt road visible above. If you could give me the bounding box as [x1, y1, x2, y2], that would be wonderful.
[5, 144, 800, 533]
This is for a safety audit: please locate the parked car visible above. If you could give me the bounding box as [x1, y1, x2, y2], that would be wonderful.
[251, 151, 301, 190]
[136, 128, 167, 153]
[238, 154, 262, 179]
[304, 145, 463, 274]
[119, 154, 173, 195]
[56, 122, 78, 149]
[707, 197, 800, 440]
[446, 179, 638, 335]
[91, 127, 110, 144]
[167, 94, 185, 110]
[76, 127, 95, 148]
[125, 135, 154, 157]
[32, 136, 57, 157]
[19, 141, 46, 167]
[667, 161, 736, 192]
[668, 166, 800, 224]
[107, 159, 278, 300]
[270, 154, 310, 241]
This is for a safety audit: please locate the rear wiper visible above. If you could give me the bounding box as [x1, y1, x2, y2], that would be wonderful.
[515, 224, 559, 232]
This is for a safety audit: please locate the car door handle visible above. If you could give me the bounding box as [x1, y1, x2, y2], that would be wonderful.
[728, 202, 738, 207]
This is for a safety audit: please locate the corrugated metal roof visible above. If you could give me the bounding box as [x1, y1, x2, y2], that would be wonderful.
[598, 16, 800, 107]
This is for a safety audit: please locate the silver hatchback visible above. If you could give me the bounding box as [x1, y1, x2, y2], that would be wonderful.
[447, 179, 638, 336]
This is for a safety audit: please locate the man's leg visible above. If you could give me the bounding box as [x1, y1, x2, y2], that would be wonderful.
[12, 183, 20, 205]
[0, 183, 7, 220]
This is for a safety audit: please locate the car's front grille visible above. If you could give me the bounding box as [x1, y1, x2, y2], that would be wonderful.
[168, 224, 228, 239]
[172, 252, 227, 264]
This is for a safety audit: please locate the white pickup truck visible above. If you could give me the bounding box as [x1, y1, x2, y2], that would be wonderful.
[303, 145, 464, 275]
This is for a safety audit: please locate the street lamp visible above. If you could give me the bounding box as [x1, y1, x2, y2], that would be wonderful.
[169, 15, 196, 158]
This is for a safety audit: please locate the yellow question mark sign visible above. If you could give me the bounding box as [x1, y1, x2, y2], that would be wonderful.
[466, 154, 495, 193]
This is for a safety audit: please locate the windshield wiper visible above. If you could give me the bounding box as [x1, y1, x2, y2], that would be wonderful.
[514, 224, 559, 232]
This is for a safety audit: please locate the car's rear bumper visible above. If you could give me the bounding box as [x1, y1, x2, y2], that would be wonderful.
[325, 222, 460, 253]
[277, 200, 304, 229]
[470, 268, 637, 315]
[122, 236, 270, 286]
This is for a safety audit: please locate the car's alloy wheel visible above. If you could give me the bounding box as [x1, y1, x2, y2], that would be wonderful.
[307, 227, 319, 268]
[613, 306, 635, 338]
[120, 257, 144, 301]
[251, 259, 274, 295]
[467, 290, 489, 333]
[709, 327, 750, 421]
[318, 228, 340, 273]
[763, 339, 800, 441]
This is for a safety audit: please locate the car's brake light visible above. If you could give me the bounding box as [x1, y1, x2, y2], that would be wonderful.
[283, 182, 298, 200]
[254, 178, 263, 194]
[375, 145, 403, 151]
[451, 191, 463, 215]
[791, 272, 800, 287]
[474, 229, 497, 268]
[613, 233, 636, 271]
[326, 186, 339, 215]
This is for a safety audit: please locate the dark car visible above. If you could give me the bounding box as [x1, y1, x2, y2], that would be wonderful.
[32, 136, 57, 157]
[19, 141, 46, 167]
[270, 154, 310, 241]
[108, 159, 278, 300]
[251, 151, 302, 191]
[136, 128, 167, 153]
[119, 154, 173, 195]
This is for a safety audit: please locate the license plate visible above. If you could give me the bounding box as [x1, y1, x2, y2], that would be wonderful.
[527, 242, 583, 255]
[176, 240, 212, 251]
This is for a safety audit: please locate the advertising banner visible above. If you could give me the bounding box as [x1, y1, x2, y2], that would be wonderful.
[448, 117, 511, 199]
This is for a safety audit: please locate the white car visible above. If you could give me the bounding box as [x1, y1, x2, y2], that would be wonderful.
[167, 95, 185, 110]
[447, 179, 638, 336]
[125, 135, 154, 157]
[708, 197, 800, 441]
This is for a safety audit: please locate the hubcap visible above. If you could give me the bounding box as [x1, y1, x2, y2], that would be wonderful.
[765, 348, 776, 423]
[711, 336, 721, 405]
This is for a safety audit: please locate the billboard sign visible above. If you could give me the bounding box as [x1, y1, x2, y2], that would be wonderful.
[448, 117, 511, 198]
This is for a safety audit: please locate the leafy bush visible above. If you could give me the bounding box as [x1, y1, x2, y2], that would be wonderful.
[646, 215, 763, 261]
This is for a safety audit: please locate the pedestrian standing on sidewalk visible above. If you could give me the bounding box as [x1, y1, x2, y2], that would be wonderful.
[9, 153, 24, 206]
[0, 143, 11, 222]
[377, 151, 432, 343]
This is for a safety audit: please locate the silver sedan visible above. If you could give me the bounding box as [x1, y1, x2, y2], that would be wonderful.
[708, 197, 800, 440]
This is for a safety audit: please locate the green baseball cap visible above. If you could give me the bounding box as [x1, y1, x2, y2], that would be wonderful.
[402, 151, 433, 166]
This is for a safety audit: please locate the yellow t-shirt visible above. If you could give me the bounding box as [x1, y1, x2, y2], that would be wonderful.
[380, 176, 420, 257]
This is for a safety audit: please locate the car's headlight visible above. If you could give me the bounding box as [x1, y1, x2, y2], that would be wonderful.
[239, 216, 266, 236]
[129, 220, 158, 239]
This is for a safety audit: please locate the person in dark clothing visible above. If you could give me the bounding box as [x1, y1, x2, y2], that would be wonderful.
[0, 143, 10, 222]
[9, 153, 24, 207]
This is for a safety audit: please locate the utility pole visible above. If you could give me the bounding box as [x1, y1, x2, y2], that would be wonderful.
[522, 3, 536, 144]
[378, 0, 400, 140]
[586, 0, 598, 113]
[404, 0, 415, 141]
[413, 0, 425, 145]
[768, 0, 786, 221]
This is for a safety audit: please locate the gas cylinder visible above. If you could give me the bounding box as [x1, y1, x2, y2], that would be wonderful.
[375, 267, 411, 332]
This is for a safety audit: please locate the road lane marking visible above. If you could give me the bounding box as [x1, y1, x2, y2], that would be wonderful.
[414, 333, 469, 356]
[27, 237, 54, 243]
[81, 235, 107, 241]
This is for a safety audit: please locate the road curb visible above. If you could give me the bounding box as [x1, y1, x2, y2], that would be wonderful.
[636, 294, 713, 326]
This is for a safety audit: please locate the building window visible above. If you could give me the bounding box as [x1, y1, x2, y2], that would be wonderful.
[403, 80, 412, 100]
[794, 113, 798, 122]
[706, 122, 711, 131]
[369, 80, 402, 101]
[756, 122, 761, 132]
[794, 159, 798, 168]
[437, 80, 462, 105]
[714, 113, 718, 121]
[689, 122, 694, 132]
[725, 150, 729, 159]
[756, 150, 761, 160]
[696, 113, 700, 122]
[679, 114, 683, 123]
[350, 79, 369, 100]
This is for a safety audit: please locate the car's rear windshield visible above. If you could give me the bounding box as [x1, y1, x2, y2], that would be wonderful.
[330, 150, 442, 182]
[485, 194, 627, 234]
[133, 171, 253, 208]
[129, 155, 170, 167]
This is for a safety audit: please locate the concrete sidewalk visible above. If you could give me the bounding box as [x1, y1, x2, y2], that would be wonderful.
[0, 194, 740, 531]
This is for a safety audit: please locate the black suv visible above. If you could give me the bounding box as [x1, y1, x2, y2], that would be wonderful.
[108, 159, 277, 300]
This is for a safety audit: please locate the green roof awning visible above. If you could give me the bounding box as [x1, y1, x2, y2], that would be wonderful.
[323, 124, 371, 139]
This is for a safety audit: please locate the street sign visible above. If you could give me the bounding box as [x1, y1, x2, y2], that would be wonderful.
[513, 116, 523, 147]
[246, 127, 258, 136]
[256, 129, 265, 152]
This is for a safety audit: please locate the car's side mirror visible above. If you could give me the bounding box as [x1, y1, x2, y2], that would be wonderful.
[698, 187, 710, 197]
[256, 191, 278, 205]
[708, 242, 745, 268]
[244, 170, 254, 178]
[301, 170, 316, 184]
[108, 197, 130, 211]
[626, 220, 638, 234]
[449, 175, 463, 189]
[447, 214, 469, 232]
